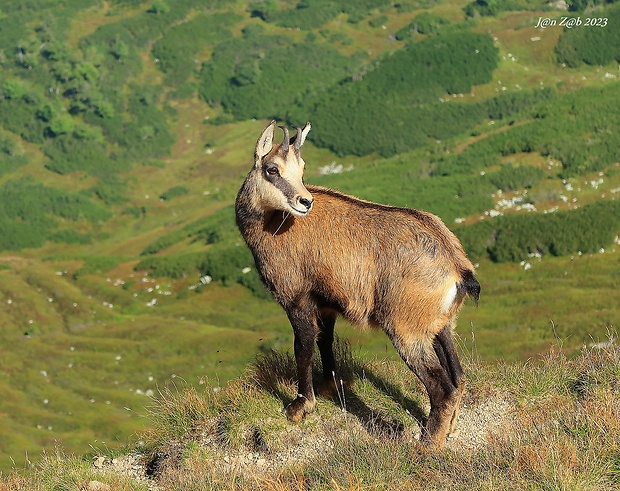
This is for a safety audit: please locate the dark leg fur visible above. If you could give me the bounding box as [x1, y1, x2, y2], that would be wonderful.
[433, 326, 464, 388]
[407, 325, 465, 447]
[433, 326, 465, 436]
[316, 312, 338, 399]
[285, 308, 318, 423]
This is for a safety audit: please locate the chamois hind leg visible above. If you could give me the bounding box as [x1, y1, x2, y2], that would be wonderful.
[316, 311, 338, 399]
[413, 324, 464, 447]
[432, 324, 465, 437]
[285, 307, 318, 423]
[396, 324, 464, 448]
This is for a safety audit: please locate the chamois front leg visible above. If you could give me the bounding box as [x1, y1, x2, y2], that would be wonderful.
[285, 308, 318, 423]
[316, 311, 338, 399]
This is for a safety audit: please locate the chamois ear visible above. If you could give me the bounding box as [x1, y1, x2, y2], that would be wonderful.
[255, 120, 276, 166]
[293, 122, 311, 150]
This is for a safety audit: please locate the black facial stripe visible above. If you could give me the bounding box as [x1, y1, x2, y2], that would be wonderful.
[268, 173, 298, 200]
[263, 160, 302, 201]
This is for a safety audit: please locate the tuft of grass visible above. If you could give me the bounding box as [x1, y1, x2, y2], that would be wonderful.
[144, 382, 219, 448]
[0, 446, 147, 491]
[250, 337, 360, 399]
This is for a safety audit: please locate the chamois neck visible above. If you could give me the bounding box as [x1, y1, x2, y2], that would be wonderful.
[235, 174, 294, 240]
[235, 176, 262, 231]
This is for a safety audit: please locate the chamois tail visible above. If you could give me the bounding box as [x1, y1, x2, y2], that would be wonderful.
[458, 269, 480, 307]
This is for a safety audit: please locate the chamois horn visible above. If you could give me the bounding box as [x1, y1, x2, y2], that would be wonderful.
[279, 126, 290, 152]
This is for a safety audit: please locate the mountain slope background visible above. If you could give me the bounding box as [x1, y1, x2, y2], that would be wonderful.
[0, 0, 619, 474]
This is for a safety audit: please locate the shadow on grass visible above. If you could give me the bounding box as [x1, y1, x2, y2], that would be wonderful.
[249, 339, 427, 439]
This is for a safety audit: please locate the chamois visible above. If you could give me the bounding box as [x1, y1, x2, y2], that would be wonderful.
[235, 120, 480, 448]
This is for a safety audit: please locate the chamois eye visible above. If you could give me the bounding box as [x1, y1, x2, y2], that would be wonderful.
[266, 167, 279, 176]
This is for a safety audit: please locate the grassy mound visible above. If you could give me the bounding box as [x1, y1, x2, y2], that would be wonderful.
[3, 339, 619, 490]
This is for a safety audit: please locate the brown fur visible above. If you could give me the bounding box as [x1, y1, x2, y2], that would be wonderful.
[236, 121, 480, 448]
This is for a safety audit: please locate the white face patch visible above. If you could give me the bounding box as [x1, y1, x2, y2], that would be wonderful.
[252, 122, 314, 217]
[441, 283, 458, 313]
[279, 155, 304, 183]
[259, 150, 313, 216]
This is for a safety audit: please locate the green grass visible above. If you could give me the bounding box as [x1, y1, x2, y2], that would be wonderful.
[143, 340, 620, 490]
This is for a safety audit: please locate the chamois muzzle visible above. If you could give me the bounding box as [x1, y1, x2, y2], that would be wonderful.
[289, 194, 313, 216]
[298, 197, 313, 212]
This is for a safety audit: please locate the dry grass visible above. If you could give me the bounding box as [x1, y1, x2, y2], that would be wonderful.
[0, 447, 147, 491]
[3, 339, 620, 490]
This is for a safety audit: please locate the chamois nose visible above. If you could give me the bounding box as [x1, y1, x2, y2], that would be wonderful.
[299, 197, 313, 210]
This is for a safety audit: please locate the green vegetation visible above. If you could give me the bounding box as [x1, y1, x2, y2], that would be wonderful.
[199, 16, 498, 153]
[140, 206, 238, 255]
[394, 12, 450, 40]
[136, 205, 269, 297]
[487, 164, 544, 191]
[71, 255, 126, 279]
[0, 0, 620, 481]
[464, 0, 526, 17]
[307, 31, 499, 157]
[433, 84, 620, 178]
[556, 4, 620, 67]
[458, 200, 620, 262]
[249, 0, 394, 28]
[159, 185, 189, 201]
[199, 29, 362, 121]
[0, 178, 110, 250]
[151, 12, 241, 92]
[0, 133, 28, 176]
[0, 4, 175, 194]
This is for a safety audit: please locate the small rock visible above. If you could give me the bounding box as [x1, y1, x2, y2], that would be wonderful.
[85, 481, 111, 491]
[93, 456, 105, 469]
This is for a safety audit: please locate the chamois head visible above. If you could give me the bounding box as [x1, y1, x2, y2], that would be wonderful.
[252, 120, 314, 217]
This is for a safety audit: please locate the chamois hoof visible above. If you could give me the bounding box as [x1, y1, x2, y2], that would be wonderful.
[418, 432, 446, 451]
[284, 395, 315, 423]
[447, 427, 461, 439]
